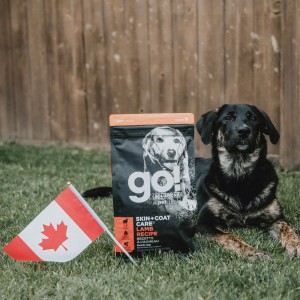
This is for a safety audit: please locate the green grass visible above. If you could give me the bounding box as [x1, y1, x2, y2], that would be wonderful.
[1, 143, 300, 300]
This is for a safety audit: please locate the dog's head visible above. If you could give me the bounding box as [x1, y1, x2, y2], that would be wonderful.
[142, 126, 187, 167]
[196, 104, 280, 153]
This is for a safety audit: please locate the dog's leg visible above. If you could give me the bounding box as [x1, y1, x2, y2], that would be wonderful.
[211, 231, 270, 259]
[268, 220, 300, 257]
[198, 225, 270, 259]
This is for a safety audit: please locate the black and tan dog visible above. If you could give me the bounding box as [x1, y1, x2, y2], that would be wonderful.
[195, 104, 300, 258]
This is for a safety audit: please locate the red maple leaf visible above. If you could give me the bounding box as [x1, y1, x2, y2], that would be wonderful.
[39, 221, 68, 251]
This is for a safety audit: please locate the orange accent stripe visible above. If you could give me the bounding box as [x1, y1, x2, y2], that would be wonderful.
[3, 236, 43, 261]
[109, 113, 194, 126]
[55, 188, 104, 241]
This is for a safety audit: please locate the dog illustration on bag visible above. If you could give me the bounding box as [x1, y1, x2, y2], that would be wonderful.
[142, 126, 196, 211]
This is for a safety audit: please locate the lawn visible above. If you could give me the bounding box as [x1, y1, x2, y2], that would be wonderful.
[1, 143, 300, 300]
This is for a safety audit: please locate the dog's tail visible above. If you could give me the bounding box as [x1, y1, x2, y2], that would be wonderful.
[82, 187, 112, 199]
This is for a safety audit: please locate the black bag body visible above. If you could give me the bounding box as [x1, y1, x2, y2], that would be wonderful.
[110, 114, 198, 258]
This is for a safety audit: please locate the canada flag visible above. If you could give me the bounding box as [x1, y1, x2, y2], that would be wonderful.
[3, 185, 104, 262]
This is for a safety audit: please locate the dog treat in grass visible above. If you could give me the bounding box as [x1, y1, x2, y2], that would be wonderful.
[110, 113, 197, 258]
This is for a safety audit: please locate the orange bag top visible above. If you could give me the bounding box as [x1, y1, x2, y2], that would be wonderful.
[109, 113, 194, 127]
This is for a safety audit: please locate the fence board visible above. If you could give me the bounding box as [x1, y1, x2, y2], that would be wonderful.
[132, 0, 151, 113]
[82, 0, 108, 144]
[148, 0, 174, 112]
[44, 1, 67, 142]
[280, 0, 300, 170]
[120, 0, 136, 112]
[253, 0, 281, 155]
[172, 0, 198, 114]
[225, 0, 254, 103]
[295, 0, 300, 170]
[197, 0, 225, 157]
[10, 0, 33, 141]
[63, 0, 88, 144]
[103, 0, 128, 115]
[120, 0, 150, 114]
[0, 0, 15, 140]
[27, 0, 50, 141]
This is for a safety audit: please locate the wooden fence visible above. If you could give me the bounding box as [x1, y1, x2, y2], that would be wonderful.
[0, 0, 299, 170]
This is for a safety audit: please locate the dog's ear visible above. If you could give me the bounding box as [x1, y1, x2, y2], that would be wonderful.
[142, 132, 152, 152]
[252, 106, 280, 144]
[142, 132, 156, 166]
[196, 110, 218, 145]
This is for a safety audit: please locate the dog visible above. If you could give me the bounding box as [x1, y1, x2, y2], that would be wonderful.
[142, 126, 191, 196]
[195, 103, 300, 258]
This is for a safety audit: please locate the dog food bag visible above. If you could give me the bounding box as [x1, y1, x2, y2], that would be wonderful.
[110, 113, 198, 259]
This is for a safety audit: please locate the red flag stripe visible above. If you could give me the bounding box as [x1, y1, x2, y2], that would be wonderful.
[3, 236, 43, 261]
[55, 188, 104, 240]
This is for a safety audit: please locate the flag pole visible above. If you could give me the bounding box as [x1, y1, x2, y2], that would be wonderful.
[68, 183, 138, 266]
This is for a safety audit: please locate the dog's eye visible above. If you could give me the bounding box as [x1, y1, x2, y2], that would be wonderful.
[224, 115, 233, 121]
[247, 113, 256, 121]
[173, 138, 180, 144]
[156, 137, 164, 143]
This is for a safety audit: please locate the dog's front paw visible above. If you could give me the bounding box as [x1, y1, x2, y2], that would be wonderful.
[269, 220, 300, 258]
[285, 242, 300, 257]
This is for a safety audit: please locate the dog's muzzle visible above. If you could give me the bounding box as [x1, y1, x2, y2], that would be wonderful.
[222, 126, 257, 153]
[237, 126, 251, 139]
[235, 125, 253, 150]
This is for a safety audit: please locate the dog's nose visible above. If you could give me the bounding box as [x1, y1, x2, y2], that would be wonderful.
[167, 149, 176, 158]
[238, 126, 251, 138]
